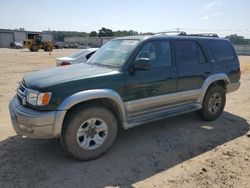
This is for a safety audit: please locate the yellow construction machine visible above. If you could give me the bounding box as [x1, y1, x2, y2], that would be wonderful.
[23, 34, 53, 52]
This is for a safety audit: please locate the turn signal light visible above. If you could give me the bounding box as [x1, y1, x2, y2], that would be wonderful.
[37, 92, 52, 106]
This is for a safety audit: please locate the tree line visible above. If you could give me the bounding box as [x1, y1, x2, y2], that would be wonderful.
[48, 27, 250, 44]
[225, 34, 250, 45]
[50, 27, 153, 42]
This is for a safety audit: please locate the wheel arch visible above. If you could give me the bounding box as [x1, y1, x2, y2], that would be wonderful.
[54, 89, 126, 136]
[197, 73, 230, 103]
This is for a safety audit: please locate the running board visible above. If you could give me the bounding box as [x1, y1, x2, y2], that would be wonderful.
[123, 103, 202, 129]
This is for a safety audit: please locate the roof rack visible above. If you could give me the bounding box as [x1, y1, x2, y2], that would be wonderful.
[178, 32, 219, 37]
[153, 30, 186, 35]
[153, 30, 219, 38]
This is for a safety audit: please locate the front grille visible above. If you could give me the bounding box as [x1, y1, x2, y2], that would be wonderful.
[17, 94, 23, 103]
[19, 83, 26, 92]
[17, 82, 27, 105]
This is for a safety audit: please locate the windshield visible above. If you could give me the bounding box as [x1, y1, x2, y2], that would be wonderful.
[86, 39, 139, 68]
[68, 50, 89, 58]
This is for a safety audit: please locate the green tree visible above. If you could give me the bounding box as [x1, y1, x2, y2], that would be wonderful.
[140, 32, 154, 35]
[226, 34, 248, 45]
[98, 27, 114, 37]
[113, 30, 139, 37]
[90, 31, 98, 37]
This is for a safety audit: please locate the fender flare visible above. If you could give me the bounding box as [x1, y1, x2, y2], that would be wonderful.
[197, 73, 230, 103]
[54, 89, 126, 136]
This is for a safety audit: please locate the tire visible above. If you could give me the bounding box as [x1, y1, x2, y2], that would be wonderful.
[197, 85, 226, 121]
[61, 105, 118, 160]
[30, 44, 39, 52]
[44, 44, 53, 52]
[44, 46, 49, 52]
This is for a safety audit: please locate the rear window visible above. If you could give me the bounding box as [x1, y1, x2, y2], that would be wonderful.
[204, 40, 236, 62]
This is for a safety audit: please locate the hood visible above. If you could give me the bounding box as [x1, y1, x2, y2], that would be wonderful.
[23, 63, 114, 90]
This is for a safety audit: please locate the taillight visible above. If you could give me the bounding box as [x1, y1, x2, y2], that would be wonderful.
[60, 62, 71, 66]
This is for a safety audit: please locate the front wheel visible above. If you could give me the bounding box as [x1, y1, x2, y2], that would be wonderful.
[61, 105, 118, 160]
[197, 85, 226, 121]
[30, 44, 39, 52]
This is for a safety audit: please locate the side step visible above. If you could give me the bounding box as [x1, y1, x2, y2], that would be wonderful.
[123, 103, 201, 129]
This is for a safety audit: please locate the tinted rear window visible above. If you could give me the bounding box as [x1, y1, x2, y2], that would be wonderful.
[204, 40, 236, 62]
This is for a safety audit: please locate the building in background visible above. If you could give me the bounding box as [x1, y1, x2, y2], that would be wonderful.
[0, 29, 53, 48]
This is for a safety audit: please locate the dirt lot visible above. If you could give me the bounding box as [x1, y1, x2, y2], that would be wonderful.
[0, 48, 250, 188]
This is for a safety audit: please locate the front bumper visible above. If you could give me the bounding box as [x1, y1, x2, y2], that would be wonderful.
[9, 96, 63, 138]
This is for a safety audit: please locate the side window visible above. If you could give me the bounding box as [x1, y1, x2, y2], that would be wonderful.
[136, 42, 156, 60]
[86, 51, 95, 60]
[156, 41, 172, 66]
[136, 41, 172, 67]
[175, 40, 199, 66]
[205, 40, 236, 62]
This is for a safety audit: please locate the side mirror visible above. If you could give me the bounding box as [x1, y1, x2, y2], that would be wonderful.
[134, 58, 150, 71]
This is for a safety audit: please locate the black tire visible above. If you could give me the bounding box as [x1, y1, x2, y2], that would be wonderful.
[43, 46, 49, 51]
[61, 105, 118, 160]
[44, 46, 49, 51]
[30, 44, 39, 52]
[197, 85, 226, 121]
[44, 44, 53, 52]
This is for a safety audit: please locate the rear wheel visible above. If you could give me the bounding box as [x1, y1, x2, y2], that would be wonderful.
[197, 85, 226, 121]
[44, 45, 53, 52]
[61, 105, 118, 160]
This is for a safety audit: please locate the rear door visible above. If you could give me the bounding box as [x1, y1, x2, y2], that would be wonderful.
[174, 39, 212, 102]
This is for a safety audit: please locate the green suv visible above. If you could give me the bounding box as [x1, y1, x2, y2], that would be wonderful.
[9, 34, 241, 160]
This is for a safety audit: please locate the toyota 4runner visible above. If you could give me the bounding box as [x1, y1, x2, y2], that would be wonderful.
[9, 34, 241, 160]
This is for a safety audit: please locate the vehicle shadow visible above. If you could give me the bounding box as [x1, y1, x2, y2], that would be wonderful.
[0, 111, 249, 188]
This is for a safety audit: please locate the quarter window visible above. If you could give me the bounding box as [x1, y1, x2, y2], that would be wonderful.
[204, 40, 236, 62]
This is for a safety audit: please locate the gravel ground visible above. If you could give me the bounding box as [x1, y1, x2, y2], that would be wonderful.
[0, 48, 249, 188]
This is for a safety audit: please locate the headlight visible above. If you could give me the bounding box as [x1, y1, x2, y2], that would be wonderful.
[26, 90, 38, 106]
[26, 89, 52, 106]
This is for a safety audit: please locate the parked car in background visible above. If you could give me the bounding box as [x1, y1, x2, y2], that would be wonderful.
[69, 43, 78, 48]
[54, 42, 64, 49]
[63, 43, 69, 48]
[56, 48, 98, 66]
[9, 42, 23, 49]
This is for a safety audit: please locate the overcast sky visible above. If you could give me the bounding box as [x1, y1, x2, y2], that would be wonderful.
[0, 0, 249, 38]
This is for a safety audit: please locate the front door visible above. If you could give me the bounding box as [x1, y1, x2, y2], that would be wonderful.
[124, 40, 178, 114]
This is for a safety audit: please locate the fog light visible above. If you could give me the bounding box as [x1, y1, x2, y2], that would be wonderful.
[19, 124, 33, 132]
